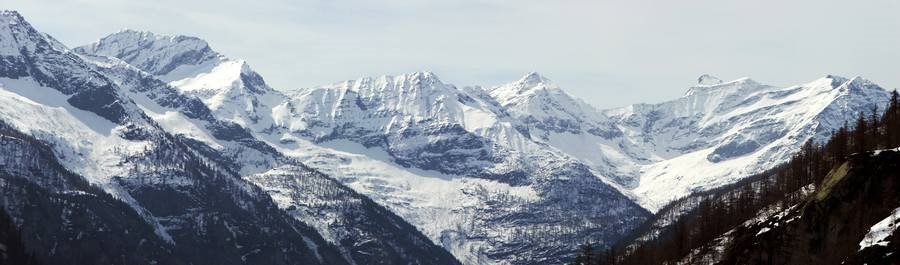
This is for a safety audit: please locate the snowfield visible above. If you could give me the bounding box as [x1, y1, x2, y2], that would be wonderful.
[859, 206, 900, 250]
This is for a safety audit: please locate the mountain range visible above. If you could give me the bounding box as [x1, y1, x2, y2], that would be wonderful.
[0, 10, 891, 265]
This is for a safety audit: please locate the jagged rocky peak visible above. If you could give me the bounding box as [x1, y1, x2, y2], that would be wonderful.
[833, 75, 875, 89]
[824, 74, 850, 86]
[77, 29, 276, 96]
[490, 72, 596, 112]
[0, 10, 52, 56]
[391, 71, 444, 88]
[519, 71, 552, 86]
[501, 72, 559, 94]
[697, 74, 723, 86]
[405, 70, 440, 82]
[807, 74, 883, 95]
[0, 10, 26, 30]
[489, 72, 570, 107]
[0, 11, 75, 68]
[805, 74, 854, 90]
[76, 29, 223, 79]
[387, 71, 443, 86]
[334, 71, 451, 95]
[0, 10, 27, 31]
[487, 71, 618, 137]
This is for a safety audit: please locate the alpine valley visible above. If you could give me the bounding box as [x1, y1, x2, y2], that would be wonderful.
[0, 10, 894, 265]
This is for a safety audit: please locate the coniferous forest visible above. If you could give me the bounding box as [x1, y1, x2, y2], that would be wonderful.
[574, 90, 900, 265]
[0, 208, 39, 265]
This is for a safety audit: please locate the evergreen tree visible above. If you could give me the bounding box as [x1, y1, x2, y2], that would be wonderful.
[869, 106, 881, 149]
[853, 111, 869, 153]
[573, 242, 595, 265]
[0, 208, 39, 265]
[887, 90, 900, 147]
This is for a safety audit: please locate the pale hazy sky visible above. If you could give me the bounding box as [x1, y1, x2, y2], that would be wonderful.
[7, 0, 900, 108]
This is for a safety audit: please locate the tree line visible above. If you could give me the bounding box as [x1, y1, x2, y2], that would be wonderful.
[573, 89, 900, 265]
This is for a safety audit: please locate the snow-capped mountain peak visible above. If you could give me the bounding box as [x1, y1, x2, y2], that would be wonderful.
[76, 30, 223, 82]
[364, 71, 447, 93]
[0, 10, 26, 30]
[1, 10, 49, 56]
[77, 31, 278, 127]
[169, 59, 273, 94]
[697, 74, 724, 86]
[518, 71, 553, 86]
[837, 75, 877, 91]
[0, 10, 25, 29]
[491, 72, 561, 101]
[823, 74, 850, 86]
[283, 70, 504, 135]
[803, 75, 882, 100]
[402, 70, 441, 83]
[489, 72, 615, 138]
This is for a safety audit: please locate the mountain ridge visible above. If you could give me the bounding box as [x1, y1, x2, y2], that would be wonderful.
[77, 30, 654, 264]
[76, 27, 891, 263]
[0, 9, 894, 264]
[0, 10, 460, 265]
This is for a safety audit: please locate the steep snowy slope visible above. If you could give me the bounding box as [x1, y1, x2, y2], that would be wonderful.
[76, 29, 222, 82]
[489, 72, 618, 138]
[75, 39, 461, 264]
[0, 10, 352, 265]
[489, 74, 649, 189]
[606, 75, 890, 210]
[77, 30, 280, 128]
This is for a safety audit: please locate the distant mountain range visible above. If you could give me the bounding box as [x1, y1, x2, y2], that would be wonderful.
[0, 10, 891, 265]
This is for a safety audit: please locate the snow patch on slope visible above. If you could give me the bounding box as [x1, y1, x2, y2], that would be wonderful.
[860, 207, 900, 250]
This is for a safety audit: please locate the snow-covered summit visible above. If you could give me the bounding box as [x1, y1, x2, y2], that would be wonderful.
[77, 31, 277, 127]
[76, 30, 223, 82]
[697, 74, 724, 86]
[490, 72, 563, 105]
[0, 10, 26, 30]
[489, 72, 615, 138]
[1, 10, 49, 56]
[280, 71, 509, 139]
[835, 75, 880, 92]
